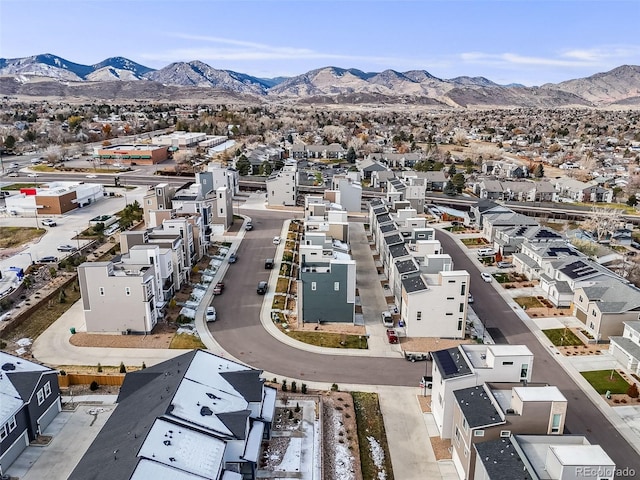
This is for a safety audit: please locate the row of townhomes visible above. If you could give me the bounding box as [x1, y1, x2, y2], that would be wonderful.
[430, 344, 616, 479]
[297, 196, 356, 324]
[472, 177, 614, 203]
[468, 199, 640, 345]
[77, 163, 237, 334]
[368, 197, 470, 339]
[367, 192, 617, 479]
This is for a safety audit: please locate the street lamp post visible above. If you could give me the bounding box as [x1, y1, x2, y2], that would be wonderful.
[74, 231, 81, 251]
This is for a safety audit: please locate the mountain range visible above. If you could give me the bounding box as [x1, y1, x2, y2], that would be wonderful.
[1, 53, 639, 108]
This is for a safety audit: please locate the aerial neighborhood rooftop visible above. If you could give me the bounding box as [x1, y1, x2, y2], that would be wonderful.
[1, 97, 640, 480]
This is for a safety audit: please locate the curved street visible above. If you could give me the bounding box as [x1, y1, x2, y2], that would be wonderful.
[207, 208, 426, 385]
[28, 199, 640, 473]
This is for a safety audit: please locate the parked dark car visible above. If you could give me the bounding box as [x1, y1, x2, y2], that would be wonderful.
[265, 258, 274, 269]
[228, 253, 237, 263]
[40, 256, 58, 263]
[257, 281, 268, 295]
[57, 244, 77, 252]
[213, 282, 224, 295]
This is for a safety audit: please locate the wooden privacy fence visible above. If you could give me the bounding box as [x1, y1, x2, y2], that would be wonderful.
[58, 373, 125, 387]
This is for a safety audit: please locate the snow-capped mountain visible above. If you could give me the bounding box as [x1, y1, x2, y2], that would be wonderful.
[0, 53, 639, 107]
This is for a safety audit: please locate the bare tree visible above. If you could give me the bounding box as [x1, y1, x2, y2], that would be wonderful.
[580, 207, 623, 242]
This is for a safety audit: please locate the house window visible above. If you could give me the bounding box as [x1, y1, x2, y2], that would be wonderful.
[311, 282, 317, 291]
[474, 430, 485, 437]
[458, 320, 463, 330]
[464, 446, 469, 457]
[99, 287, 105, 296]
[448, 280, 455, 283]
[502, 361, 514, 365]
[462, 418, 469, 432]
[446, 313, 453, 316]
[8, 415, 16, 433]
[0, 425, 6, 441]
[520, 364, 529, 379]
[125, 287, 131, 296]
[447, 297, 454, 300]
[454, 427, 461, 444]
[220, 208, 224, 214]
[146, 199, 152, 205]
[460, 284, 466, 295]
[589, 322, 595, 330]
[37, 388, 45, 406]
[417, 311, 422, 321]
[592, 309, 597, 316]
[551, 413, 562, 434]
[334, 282, 340, 291]
[459, 303, 464, 312]
[44, 381, 51, 398]
[500, 430, 511, 438]
[579, 295, 583, 302]
[438, 393, 443, 405]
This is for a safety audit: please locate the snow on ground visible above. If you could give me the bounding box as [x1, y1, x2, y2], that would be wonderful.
[367, 436, 387, 480]
[331, 408, 355, 480]
[275, 437, 302, 472]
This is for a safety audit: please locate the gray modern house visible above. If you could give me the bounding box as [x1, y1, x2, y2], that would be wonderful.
[0, 352, 61, 474]
[69, 349, 276, 480]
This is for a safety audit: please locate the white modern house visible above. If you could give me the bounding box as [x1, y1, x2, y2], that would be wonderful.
[266, 160, 297, 207]
[430, 344, 534, 439]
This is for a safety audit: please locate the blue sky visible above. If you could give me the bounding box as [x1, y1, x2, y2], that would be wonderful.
[1, 0, 639, 86]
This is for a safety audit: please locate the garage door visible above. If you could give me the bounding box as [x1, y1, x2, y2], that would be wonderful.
[0, 430, 28, 473]
[37, 399, 61, 434]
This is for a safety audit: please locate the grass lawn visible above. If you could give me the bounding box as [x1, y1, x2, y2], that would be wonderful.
[276, 277, 289, 293]
[3, 281, 80, 344]
[543, 328, 583, 346]
[493, 273, 511, 284]
[514, 296, 545, 309]
[272, 295, 286, 309]
[461, 238, 488, 246]
[1, 183, 39, 190]
[0, 226, 46, 249]
[352, 392, 394, 480]
[169, 333, 206, 349]
[285, 330, 368, 349]
[581, 370, 630, 394]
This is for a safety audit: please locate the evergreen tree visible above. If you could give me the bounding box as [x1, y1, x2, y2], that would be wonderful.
[346, 146, 357, 163]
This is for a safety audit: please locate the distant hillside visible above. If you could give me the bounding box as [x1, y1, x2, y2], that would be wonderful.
[1, 53, 639, 107]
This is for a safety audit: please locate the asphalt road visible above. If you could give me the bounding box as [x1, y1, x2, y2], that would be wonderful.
[435, 230, 640, 474]
[207, 209, 427, 386]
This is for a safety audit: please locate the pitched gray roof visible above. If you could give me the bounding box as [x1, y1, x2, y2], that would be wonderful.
[581, 281, 640, 313]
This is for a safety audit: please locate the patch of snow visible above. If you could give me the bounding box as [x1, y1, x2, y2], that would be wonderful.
[367, 436, 387, 480]
[331, 409, 355, 480]
[15, 348, 26, 355]
[16, 338, 32, 347]
[274, 437, 302, 472]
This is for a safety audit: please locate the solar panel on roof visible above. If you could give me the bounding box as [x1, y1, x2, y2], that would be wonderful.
[434, 350, 459, 376]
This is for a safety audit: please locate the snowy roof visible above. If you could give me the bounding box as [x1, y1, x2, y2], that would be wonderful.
[130, 460, 208, 480]
[242, 421, 265, 463]
[0, 352, 51, 424]
[137, 418, 225, 478]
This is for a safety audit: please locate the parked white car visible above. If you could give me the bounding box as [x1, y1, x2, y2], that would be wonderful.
[205, 306, 217, 322]
[273, 236, 281, 245]
[481, 272, 493, 283]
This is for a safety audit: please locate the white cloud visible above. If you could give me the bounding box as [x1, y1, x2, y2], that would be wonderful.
[141, 33, 403, 67]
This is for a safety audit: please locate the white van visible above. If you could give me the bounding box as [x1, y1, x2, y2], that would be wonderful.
[477, 248, 496, 257]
